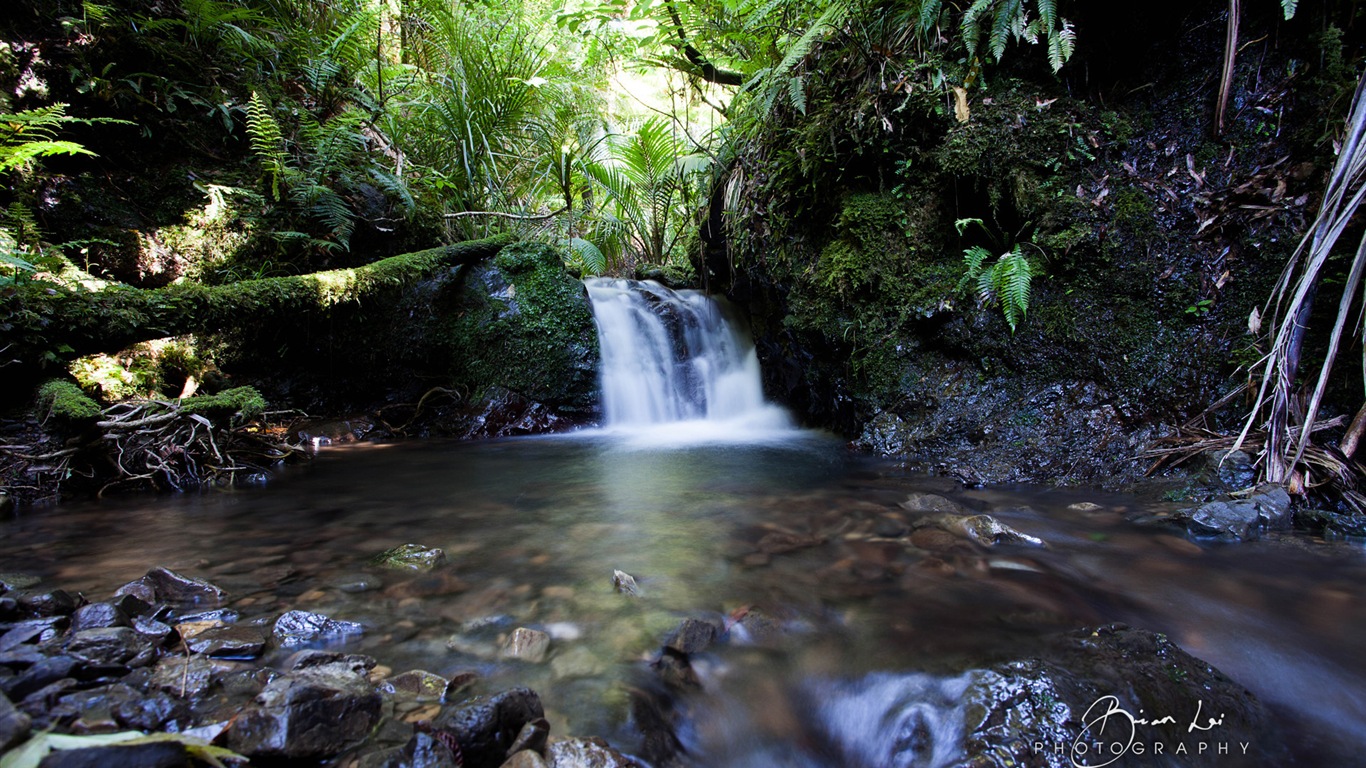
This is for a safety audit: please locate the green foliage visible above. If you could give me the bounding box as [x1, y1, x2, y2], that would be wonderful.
[246, 92, 288, 201]
[179, 385, 266, 424]
[36, 379, 102, 422]
[959, 0, 1076, 74]
[0, 105, 101, 171]
[955, 218, 1040, 333]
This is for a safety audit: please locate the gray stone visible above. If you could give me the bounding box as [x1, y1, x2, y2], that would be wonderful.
[500, 628, 550, 663]
[914, 513, 1046, 547]
[663, 618, 721, 655]
[17, 590, 79, 617]
[506, 716, 550, 758]
[547, 738, 646, 768]
[611, 570, 641, 597]
[0, 689, 30, 753]
[1249, 484, 1292, 528]
[272, 609, 364, 647]
[899, 492, 969, 515]
[377, 731, 461, 768]
[1209, 449, 1257, 489]
[382, 669, 450, 701]
[503, 750, 549, 768]
[65, 627, 140, 666]
[222, 662, 382, 759]
[2, 656, 80, 701]
[186, 624, 268, 659]
[149, 655, 247, 697]
[32, 742, 191, 768]
[118, 567, 225, 606]
[432, 687, 544, 768]
[71, 602, 131, 631]
[1188, 499, 1261, 540]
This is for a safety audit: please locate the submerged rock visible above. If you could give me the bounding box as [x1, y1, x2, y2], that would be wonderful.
[913, 513, 1046, 548]
[547, 737, 647, 768]
[0, 690, 30, 752]
[116, 567, 226, 606]
[500, 628, 550, 663]
[1184, 485, 1292, 540]
[272, 609, 364, 648]
[372, 544, 448, 572]
[222, 661, 382, 759]
[611, 570, 641, 597]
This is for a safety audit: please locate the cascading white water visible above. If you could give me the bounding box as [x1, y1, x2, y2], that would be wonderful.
[584, 278, 793, 437]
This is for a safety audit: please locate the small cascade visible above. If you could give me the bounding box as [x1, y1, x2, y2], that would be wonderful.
[584, 278, 792, 435]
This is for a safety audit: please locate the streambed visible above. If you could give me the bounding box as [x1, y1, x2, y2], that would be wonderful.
[2, 432, 1363, 766]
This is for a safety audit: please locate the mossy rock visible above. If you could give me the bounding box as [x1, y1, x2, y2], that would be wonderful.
[371, 543, 447, 572]
[179, 386, 266, 423]
[443, 242, 598, 410]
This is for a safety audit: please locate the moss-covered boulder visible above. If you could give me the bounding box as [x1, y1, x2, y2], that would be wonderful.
[441, 243, 598, 413]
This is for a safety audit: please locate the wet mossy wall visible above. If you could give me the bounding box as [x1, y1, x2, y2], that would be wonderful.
[721, 2, 1356, 484]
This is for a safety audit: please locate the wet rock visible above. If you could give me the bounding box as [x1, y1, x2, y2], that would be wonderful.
[650, 649, 699, 691]
[284, 649, 377, 672]
[1208, 449, 1256, 489]
[56, 683, 145, 733]
[872, 515, 911, 537]
[1298, 507, 1366, 537]
[507, 716, 550, 757]
[611, 570, 641, 597]
[118, 567, 226, 606]
[34, 742, 193, 768]
[0, 689, 30, 752]
[899, 492, 969, 515]
[71, 602, 131, 631]
[908, 527, 963, 553]
[375, 731, 462, 768]
[0, 573, 41, 592]
[663, 618, 720, 655]
[18, 590, 80, 617]
[65, 628, 140, 666]
[1248, 484, 1292, 528]
[382, 669, 450, 701]
[547, 737, 646, 768]
[4, 656, 81, 701]
[502, 750, 549, 768]
[131, 616, 175, 646]
[372, 544, 447, 572]
[174, 608, 239, 624]
[500, 628, 550, 663]
[222, 662, 382, 759]
[111, 594, 153, 619]
[0, 597, 17, 620]
[185, 624, 267, 659]
[756, 531, 822, 554]
[431, 687, 544, 768]
[914, 513, 1046, 547]
[335, 574, 383, 593]
[1187, 499, 1261, 540]
[0, 617, 67, 652]
[272, 609, 364, 647]
[148, 655, 246, 696]
[114, 690, 188, 731]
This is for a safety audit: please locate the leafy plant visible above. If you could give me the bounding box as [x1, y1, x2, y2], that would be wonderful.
[956, 218, 1041, 333]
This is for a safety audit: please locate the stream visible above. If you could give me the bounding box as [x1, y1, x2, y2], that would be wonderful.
[2, 434, 1365, 765]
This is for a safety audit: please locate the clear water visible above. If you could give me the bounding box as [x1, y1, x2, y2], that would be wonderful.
[3, 435, 1365, 765]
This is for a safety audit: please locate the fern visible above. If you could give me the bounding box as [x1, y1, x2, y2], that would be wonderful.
[960, 246, 1037, 333]
[567, 236, 609, 275]
[1281, 0, 1297, 19]
[958, 0, 1076, 74]
[246, 92, 289, 200]
[917, 0, 943, 36]
[0, 104, 120, 172]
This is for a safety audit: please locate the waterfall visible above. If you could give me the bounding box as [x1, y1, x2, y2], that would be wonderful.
[584, 278, 792, 438]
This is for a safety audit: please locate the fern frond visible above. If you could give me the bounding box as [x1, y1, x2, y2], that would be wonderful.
[788, 74, 807, 115]
[1281, 0, 1297, 19]
[960, 0, 993, 59]
[989, 0, 1023, 62]
[917, 0, 943, 35]
[568, 236, 608, 275]
[246, 92, 289, 200]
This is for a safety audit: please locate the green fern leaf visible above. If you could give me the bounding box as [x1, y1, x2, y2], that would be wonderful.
[918, 0, 943, 35]
[1037, 0, 1056, 31]
[989, 0, 1023, 62]
[568, 236, 608, 275]
[788, 74, 807, 115]
[995, 250, 1034, 332]
[1281, 0, 1297, 19]
[246, 92, 289, 200]
[961, 0, 992, 59]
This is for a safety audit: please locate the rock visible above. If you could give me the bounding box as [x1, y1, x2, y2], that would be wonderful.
[0, 689, 30, 753]
[431, 687, 544, 768]
[500, 628, 550, 663]
[550, 647, 607, 680]
[111, 594, 153, 619]
[372, 544, 447, 572]
[1188, 499, 1261, 540]
[502, 750, 549, 768]
[1208, 448, 1256, 489]
[1248, 484, 1292, 528]
[284, 649, 377, 673]
[131, 616, 174, 645]
[118, 567, 225, 606]
[507, 717, 550, 758]
[376, 731, 462, 768]
[663, 618, 720, 655]
[65, 628, 140, 666]
[547, 737, 646, 768]
[0, 617, 67, 652]
[4, 656, 81, 701]
[185, 624, 267, 659]
[914, 513, 1046, 547]
[272, 610, 364, 647]
[114, 690, 188, 731]
[1066, 501, 1104, 512]
[1298, 507, 1366, 537]
[899, 492, 969, 515]
[222, 662, 382, 759]
[0, 573, 41, 592]
[33, 742, 193, 768]
[54, 683, 144, 733]
[384, 573, 469, 599]
[18, 590, 80, 617]
[756, 531, 822, 554]
[382, 670, 450, 701]
[148, 655, 246, 696]
[611, 570, 641, 597]
[71, 603, 131, 631]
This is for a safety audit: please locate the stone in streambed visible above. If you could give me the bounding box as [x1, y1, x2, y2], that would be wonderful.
[0, 689, 30, 753]
[431, 687, 544, 768]
[502, 750, 549, 768]
[1187, 499, 1262, 540]
[899, 492, 969, 515]
[116, 567, 225, 606]
[507, 716, 550, 758]
[222, 661, 382, 759]
[71, 602, 131, 631]
[65, 627, 140, 666]
[370, 731, 462, 768]
[611, 570, 641, 597]
[547, 737, 647, 768]
[913, 513, 1045, 548]
[381, 669, 450, 701]
[31, 742, 194, 768]
[272, 609, 363, 647]
[17, 589, 80, 617]
[372, 544, 447, 572]
[185, 624, 268, 659]
[500, 628, 550, 663]
[663, 617, 721, 655]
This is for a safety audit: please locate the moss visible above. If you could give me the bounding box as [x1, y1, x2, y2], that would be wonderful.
[179, 386, 266, 423]
[37, 379, 102, 422]
[444, 242, 598, 409]
[1110, 187, 1157, 237]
